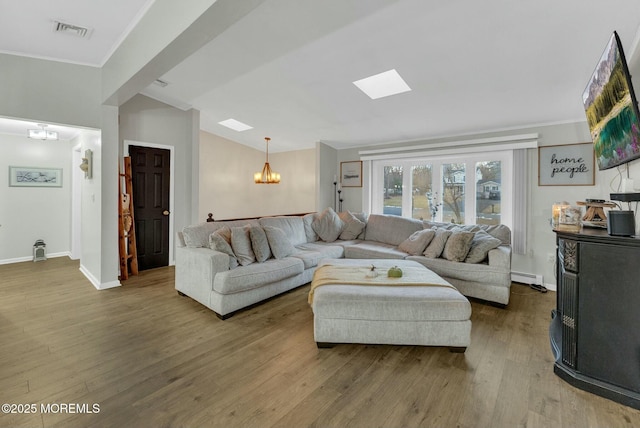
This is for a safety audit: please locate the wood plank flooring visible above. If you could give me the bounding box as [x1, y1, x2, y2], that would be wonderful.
[1, 257, 639, 427]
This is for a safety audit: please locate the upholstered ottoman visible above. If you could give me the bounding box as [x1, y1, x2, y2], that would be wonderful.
[309, 259, 471, 352]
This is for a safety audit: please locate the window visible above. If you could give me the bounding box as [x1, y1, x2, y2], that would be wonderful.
[370, 152, 512, 228]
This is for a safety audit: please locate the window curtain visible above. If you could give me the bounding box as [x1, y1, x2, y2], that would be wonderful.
[512, 149, 527, 255]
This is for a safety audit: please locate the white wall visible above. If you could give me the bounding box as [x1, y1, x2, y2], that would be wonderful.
[119, 94, 199, 259]
[0, 134, 72, 262]
[199, 131, 316, 220]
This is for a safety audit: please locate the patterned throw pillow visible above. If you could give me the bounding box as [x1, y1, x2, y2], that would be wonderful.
[442, 230, 475, 262]
[465, 230, 502, 263]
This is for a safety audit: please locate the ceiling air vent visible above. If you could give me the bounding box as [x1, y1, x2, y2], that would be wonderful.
[53, 21, 91, 38]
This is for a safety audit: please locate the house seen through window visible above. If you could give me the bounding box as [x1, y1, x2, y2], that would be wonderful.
[373, 152, 511, 228]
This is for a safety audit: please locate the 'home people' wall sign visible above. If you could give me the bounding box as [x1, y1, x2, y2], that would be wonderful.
[538, 143, 595, 186]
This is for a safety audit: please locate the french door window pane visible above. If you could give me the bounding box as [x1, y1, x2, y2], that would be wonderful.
[411, 165, 433, 220]
[383, 166, 403, 216]
[475, 161, 501, 225]
[442, 163, 465, 224]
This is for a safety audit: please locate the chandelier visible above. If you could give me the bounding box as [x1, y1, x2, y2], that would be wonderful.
[28, 124, 58, 140]
[254, 137, 280, 184]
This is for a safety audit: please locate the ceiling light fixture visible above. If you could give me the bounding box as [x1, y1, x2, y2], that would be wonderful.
[28, 124, 58, 140]
[254, 137, 280, 184]
[353, 69, 412, 99]
[219, 118, 253, 132]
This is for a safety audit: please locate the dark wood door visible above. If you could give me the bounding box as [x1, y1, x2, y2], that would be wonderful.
[129, 145, 170, 271]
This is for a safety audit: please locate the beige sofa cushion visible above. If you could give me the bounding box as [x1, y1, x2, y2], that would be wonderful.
[213, 258, 304, 294]
[364, 214, 423, 246]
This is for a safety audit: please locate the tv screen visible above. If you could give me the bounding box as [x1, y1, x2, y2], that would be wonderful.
[583, 31, 640, 170]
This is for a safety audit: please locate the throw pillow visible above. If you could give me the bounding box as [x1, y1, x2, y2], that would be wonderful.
[423, 227, 452, 258]
[398, 229, 436, 256]
[465, 230, 502, 263]
[209, 232, 239, 269]
[263, 226, 296, 259]
[312, 207, 345, 242]
[302, 213, 318, 242]
[215, 226, 232, 244]
[442, 230, 475, 262]
[338, 211, 366, 240]
[230, 225, 256, 266]
[250, 226, 271, 263]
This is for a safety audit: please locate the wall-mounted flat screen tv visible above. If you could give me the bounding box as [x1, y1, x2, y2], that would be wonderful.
[583, 31, 640, 170]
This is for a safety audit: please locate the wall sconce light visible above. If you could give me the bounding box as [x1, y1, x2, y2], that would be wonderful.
[79, 149, 93, 179]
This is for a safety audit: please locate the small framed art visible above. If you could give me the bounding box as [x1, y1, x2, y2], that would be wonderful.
[9, 166, 63, 187]
[340, 161, 363, 187]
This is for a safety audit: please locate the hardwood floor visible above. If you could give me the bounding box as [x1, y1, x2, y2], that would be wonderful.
[1, 257, 638, 428]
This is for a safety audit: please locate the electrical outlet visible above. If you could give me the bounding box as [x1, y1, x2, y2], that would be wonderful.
[547, 253, 555, 263]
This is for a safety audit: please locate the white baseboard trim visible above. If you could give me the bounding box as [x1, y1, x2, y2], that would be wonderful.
[0, 252, 71, 265]
[511, 271, 557, 292]
[79, 264, 121, 290]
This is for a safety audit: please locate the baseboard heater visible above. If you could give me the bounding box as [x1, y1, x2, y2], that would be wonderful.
[511, 271, 543, 285]
[511, 271, 547, 293]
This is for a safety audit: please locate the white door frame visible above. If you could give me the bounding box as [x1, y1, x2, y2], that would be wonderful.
[123, 140, 176, 266]
[70, 144, 83, 260]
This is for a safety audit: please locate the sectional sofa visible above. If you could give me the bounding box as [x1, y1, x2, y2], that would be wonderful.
[175, 209, 512, 319]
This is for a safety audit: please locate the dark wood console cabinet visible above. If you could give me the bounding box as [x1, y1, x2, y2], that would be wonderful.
[551, 228, 640, 409]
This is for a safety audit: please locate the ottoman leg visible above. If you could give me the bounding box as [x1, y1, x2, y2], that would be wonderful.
[316, 342, 336, 349]
[448, 346, 467, 353]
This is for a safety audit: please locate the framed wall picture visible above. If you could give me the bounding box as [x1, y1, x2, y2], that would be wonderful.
[9, 166, 63, 187]
[340, 161, 363, 187]
[538, 143, 595, 186]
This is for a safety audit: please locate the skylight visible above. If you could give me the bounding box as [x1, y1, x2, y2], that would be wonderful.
[218, 119, 253, 132]
[353, 69, 411, 100]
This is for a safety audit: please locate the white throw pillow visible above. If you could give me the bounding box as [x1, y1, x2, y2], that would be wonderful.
[250, 226, 271, 263]
[263, 226, 296, 259]
[312, 207, 345, 242]
[338, 211, 366, 240]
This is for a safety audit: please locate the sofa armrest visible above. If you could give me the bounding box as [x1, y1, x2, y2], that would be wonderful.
[175, 246, 229, 307]
[487, 245, 511, 270]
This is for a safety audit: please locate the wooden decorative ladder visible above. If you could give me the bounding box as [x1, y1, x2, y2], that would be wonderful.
[118, 156, 139, 280]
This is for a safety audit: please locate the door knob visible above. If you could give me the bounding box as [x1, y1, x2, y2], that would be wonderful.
[163, 210, 170, 216]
